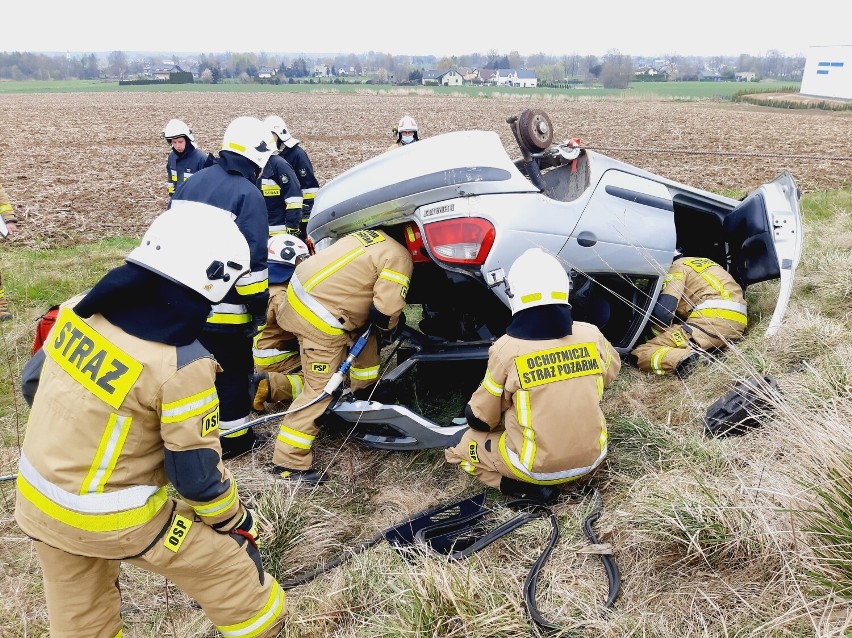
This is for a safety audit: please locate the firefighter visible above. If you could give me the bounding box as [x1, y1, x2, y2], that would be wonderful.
[15, 205, 287, 638]
[389, 114, 420, 150]
[259, 119, 303, 236]
[250, 233, 309, 411]
[264, 116, 320, 237]
[630, 254, 747, 377]
[171, 116, 275, 460]
[162, 118, 209, 198]
[0, 181, 18, 321]
[445, 248, 621, 503]
[270, 228, 413, 483]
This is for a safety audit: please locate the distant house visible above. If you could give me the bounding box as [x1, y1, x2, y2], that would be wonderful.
[258, 66, 277, 79]
[495, 69, 515, 86]
[421, 68, 463, 86]
[493, 69, 537, 87]
[313, 64, 330, 77]
[513, 69, 537, 88]
[635, 66, 659, 77]
[478, 68, 498, 85]
[635, 66, 668, 80]
[735, 71, 756, 82]
[421, 69, 442, 85]
[151, 64, 182, 81]
[461, 68, 480, 83]
[699, 70, 723, 82]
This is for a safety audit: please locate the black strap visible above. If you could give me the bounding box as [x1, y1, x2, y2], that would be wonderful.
[418, 489, 620, 631]
[279, 491, 489, 590]
[523, 505, 562, 632]
[280, 487, 620, 632]
[582, 487, 621, 612]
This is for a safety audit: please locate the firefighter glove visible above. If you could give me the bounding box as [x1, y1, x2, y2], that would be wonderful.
[231, 507, 259, 548]
[377, 312, 406, 348]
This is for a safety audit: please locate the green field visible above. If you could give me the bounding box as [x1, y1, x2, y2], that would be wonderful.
[0, 78, 797, 100]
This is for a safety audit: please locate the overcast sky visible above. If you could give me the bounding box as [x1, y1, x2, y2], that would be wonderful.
[5, 0, 846, 59]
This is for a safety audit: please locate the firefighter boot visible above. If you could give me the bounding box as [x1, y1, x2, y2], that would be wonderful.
[675, 352, 701, 379]
[269, 465, 327, 485]
[499, 477, 558, 504]
[221, 429, 269, 461]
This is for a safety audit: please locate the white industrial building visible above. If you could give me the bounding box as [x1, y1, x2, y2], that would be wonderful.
[800, 45, 852, 100]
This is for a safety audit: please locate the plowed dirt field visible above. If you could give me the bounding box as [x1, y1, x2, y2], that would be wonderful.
[1, 91, 850, 247]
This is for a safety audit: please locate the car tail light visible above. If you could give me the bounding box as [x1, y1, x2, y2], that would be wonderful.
[403, 223, 432, 263]
[423, 218, 495, 265]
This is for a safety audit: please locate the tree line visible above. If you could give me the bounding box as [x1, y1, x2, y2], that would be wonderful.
[0, 49, 805, 87]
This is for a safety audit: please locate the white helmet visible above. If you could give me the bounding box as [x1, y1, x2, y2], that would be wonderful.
[126, 204, 250, 303]
[506, 248, 570, 315]
[221, 116, 277, 170]
[264, 115, 299, 148]
[396, 115, 419, 144]
[397, 115, 418, 133]
[267, 233, 309, 284]
[162, 118, 196, 145]
[267, 233, 309, 265]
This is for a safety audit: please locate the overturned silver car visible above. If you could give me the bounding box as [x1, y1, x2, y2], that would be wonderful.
[308, 110, 803, 450]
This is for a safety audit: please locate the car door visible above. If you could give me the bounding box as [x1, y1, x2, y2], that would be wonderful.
[721, 170, 803, 336]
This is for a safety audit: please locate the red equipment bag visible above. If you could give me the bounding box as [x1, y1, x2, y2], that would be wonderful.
[31, 304, 60, 355]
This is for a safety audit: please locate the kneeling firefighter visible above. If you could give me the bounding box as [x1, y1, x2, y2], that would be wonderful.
[15, 206, 287, 638]
[250, 233, 310, 411]
[445, 248, 621, 502]
[630, 254, 747, 377]
[270, 228, 413, 483]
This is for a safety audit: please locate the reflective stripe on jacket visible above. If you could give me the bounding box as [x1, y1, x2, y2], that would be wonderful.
[166, 147, 208, 196]
[254, 285, 300, 367]
[664, 257, 747, 326]
[171, 159, 269, 328]
[259, 155, 303, 232]
[283, 230, 412, 336]
[15, 301, 242, 558]
[468, 322, 621, 485]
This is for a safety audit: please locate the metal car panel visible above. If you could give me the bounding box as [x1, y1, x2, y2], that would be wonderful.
[758, 172, 803, 336]
[308, 131, 538, 241]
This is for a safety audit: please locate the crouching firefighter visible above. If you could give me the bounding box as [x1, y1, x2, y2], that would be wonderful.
[250, 234, 310, 411]
[445, 248, 621, 502]
[270, 228, 413, 483]
[630, 253, 747, 377]
[14, 206, 287, 638]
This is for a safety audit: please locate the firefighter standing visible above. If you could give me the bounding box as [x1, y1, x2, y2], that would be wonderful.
[388, 114, 420, 150]
[162, 118, 209, 198]
[15, 206, 287, 638]
[0, 182, 18, 321]
[445, 248, 621, 502]
[264, 116, 320, 237]
[258, 124, 303, 237]
[630, 254, 747, 377]
[270, 228, 413, 483]
[250, 234, 309, 411]
[171, 116, 274, 459]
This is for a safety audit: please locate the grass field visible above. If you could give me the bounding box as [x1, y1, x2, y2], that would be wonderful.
[0, 78, 797, 100]
[0, 90, 850, 637]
